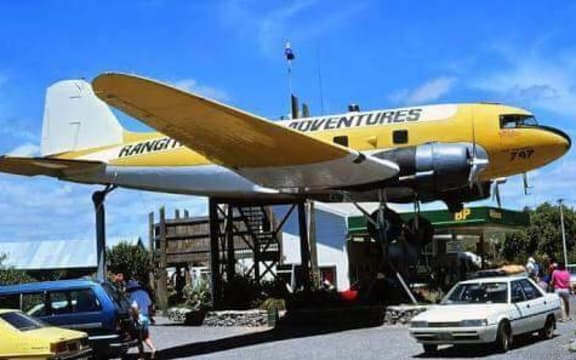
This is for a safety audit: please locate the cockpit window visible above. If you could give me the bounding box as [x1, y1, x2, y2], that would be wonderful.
[500, 114, 538, 129]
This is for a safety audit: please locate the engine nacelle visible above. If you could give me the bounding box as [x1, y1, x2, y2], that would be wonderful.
[373, 142, 488, 192]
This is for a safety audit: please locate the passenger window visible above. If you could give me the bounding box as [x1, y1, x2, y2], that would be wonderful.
[0, 294, 20, 310]
[21, 293, 47, 317]
[48, 291, 72, 314]
[519, 279, 543, 300]
[511, 281, 526, 303]
[70, 289, 101, 312]
[393, 130, 408, 144]
[333, 136, 349, 147]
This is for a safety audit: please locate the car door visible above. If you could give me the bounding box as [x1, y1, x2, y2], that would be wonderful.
[519, 279, 548, 332]
[510, 280, 530, 334]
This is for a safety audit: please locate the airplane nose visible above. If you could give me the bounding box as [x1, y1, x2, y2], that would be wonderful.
[539, 125, 571, 155]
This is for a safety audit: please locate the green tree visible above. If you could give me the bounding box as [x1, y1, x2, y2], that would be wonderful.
[501, 202, 576, 264]
[0, 254, 35, 285]
[107, 241, 152, 285]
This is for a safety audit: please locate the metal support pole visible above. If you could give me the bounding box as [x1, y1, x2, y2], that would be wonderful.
[307, 201, 320, 288]
[479, 232, 486, 269]
[92, 185, 116, 282]
[157, 207, 168, 312]
[226, 205, 235, 282]
[559, 199, 568, 266]
[209, 198, 222, 309]
[297, 201, 311, 291]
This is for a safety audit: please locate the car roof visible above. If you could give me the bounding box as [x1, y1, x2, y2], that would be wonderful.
[459, 275, 528, 284]
[0, 278, 102, 294]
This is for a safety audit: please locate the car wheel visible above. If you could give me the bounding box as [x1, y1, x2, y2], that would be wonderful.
[494, 321, 512, 353]
[423, 344, 438, 353]
[539, 315, 555, 340]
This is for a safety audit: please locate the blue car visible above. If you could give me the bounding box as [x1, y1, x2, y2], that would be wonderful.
[0, 279, 138, 358]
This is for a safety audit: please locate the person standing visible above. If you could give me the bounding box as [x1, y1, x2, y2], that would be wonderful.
[130, 301, 156, 359]
[551, 262, 571, 321]
[127, 280, 153, 318]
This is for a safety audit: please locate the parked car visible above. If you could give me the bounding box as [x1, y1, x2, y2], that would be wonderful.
[0, 279, 138, 358]
[409, 275, 562, 354]
[0, 309, 92, 359]
[566, 264, 576, 289]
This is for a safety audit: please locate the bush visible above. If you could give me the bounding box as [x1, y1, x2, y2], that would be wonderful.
[107, 241, 152, 285]
[0, 254, 35, 286]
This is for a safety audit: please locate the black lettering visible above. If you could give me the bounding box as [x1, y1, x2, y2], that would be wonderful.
[143, 141, 154, 153]
[298, 120, 311, 132]
[153, 138, 169, 151]
[380, 111, 395, 124]
[338, 116, 353, 128]
[129, 143, 143, 156]
[394, 110, 408, 123]
[119, 145, 132, 158]
[366, 112, 380, 125]
[407, 108, 422, 121]
[325, 118, 337, 130]
[310, 118, 326, 131]
[353, 114, 365, 127]
[288, 122, 299, 129]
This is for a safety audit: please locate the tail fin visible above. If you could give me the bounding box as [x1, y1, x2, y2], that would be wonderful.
[41, 80, 124, 156]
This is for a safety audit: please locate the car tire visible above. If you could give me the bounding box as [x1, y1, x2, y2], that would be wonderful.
[423, 344, 438, 353]
[539, 315, 555, 340]
[494, 321, 512, 353]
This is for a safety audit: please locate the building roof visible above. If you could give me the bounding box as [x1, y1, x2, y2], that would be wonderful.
[0, 237, 141, 271]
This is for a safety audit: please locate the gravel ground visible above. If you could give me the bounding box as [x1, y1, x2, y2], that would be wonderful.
[125, 317, 576, 360]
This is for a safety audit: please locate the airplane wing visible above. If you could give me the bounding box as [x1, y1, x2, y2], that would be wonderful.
[0, 156, 104, 177]
[92, 73, 399, 190]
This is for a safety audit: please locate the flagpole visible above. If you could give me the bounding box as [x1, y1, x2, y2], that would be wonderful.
[285, 41, 295, 118]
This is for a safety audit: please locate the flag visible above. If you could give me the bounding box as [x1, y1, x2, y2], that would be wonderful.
[285, 42, 295, 61]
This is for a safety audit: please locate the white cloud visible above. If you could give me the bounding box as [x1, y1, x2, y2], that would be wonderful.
[7, 143, 39, 157]
[472, 51, 576, 118]
[172, 78, 230, 102]
[389, 76, 457, 105]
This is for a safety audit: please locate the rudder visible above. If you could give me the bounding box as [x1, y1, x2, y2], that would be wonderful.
[41, 80, 123, 156]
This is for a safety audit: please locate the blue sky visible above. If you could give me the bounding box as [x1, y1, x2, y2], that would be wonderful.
[1, 0, 576, 245]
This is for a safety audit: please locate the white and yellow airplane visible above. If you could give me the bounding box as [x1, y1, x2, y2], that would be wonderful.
[0, 73, 570, 212]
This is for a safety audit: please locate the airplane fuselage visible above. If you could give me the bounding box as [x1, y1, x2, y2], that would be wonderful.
[55, 103, 570, 201]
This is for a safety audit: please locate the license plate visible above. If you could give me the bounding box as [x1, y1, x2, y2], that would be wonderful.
[437, 332, 453, 340]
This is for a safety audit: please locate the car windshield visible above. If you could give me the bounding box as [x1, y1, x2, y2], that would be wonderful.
[0, 311, 46, 331]
[442, 282, 508, 304]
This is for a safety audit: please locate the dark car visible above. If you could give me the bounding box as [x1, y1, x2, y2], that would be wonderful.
[0, 279, 138, 358]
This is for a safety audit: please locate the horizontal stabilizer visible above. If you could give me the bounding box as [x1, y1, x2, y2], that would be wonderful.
[0, 156, 104, 177]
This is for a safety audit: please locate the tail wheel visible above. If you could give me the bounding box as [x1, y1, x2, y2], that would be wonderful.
[539, 315, 555, 340]
[494, 321, 512, 353]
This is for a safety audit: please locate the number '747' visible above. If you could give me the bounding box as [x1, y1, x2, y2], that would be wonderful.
[510, 148, 535, 161]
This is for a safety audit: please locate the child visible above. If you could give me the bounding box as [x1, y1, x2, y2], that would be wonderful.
[130, 301, 156, 359]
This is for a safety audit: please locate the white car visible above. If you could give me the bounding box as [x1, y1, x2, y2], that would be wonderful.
[409, 276, 562, 354]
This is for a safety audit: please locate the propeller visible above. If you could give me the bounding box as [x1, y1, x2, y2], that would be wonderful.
[491, 177, 507, 208]
[467, 112, 490, 192]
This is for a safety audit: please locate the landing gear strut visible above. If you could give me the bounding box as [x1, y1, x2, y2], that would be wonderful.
[93, 184, 117, 281]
